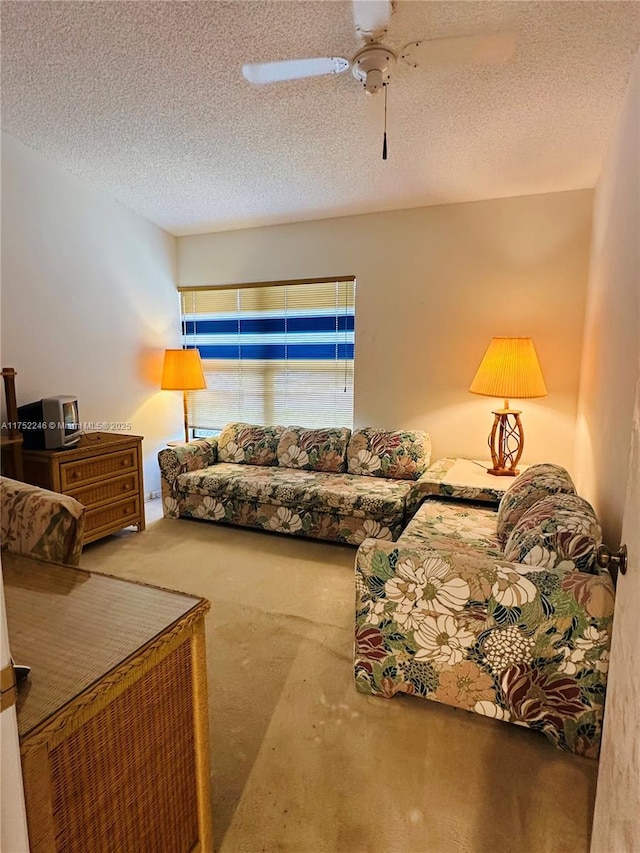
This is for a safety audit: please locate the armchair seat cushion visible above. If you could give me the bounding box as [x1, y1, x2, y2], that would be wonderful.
[399, 500, 503, 557]
[176, 464, 412, 521]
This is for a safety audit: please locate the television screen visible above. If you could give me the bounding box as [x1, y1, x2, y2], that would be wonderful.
[62, 399, 80, 436]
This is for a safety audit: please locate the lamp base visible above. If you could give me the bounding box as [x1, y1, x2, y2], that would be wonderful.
[486, 466, 520, 477]
[486, 408, 523, 477]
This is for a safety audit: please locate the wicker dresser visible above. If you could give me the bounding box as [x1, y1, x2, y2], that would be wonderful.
[4, 553, 212, 853]
[21, 431, 145, 544]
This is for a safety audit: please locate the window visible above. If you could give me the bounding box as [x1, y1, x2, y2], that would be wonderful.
[179, 277, 356, 434]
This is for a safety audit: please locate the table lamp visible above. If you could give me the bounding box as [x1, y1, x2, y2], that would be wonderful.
[161, 348, 207, 442]
[469, 337, 547, 476]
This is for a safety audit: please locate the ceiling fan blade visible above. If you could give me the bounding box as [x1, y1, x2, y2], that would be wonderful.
[243, 57, 350, 84]
[401, 33, 517, 71]
[352, 0, 394, 39]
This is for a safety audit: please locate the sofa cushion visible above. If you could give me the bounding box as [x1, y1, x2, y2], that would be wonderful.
[277, 426, 351, 472]
[399, 499, 503, 557]
[176, 464, 412, 521]
[496, 463, 576, 544]
[503, 493, 602, 574]
[218, 422, 285, 466]
[346, 428, 430, 481]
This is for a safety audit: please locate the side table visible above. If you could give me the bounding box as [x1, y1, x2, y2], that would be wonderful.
[419, 457, 527, 506]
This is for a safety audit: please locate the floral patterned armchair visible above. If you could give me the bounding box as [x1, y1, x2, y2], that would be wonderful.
[354, 463, 615, 758]
[1, 476, 86, 566]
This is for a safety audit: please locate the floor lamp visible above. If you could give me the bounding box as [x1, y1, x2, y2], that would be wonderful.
[469, 337, 547, 476]
[161, 348, 207, 442]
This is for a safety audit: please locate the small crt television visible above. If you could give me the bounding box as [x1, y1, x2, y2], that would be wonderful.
[18, 396, 82, 450]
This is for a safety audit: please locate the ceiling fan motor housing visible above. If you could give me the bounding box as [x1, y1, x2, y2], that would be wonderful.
[351, 44, 396, 94]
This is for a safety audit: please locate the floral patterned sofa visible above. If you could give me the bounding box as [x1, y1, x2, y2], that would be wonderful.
[159, 422, 431, 545]
[354, 463, 615, 758]
[0, 476, 86, 566]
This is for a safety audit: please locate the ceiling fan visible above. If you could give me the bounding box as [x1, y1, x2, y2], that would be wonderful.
[242, 0, 517, 96]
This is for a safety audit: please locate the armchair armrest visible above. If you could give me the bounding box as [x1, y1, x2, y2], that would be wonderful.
[0, 477, 86, 566]
[158, 438, 218, 486]
[355, 538, 614, 757]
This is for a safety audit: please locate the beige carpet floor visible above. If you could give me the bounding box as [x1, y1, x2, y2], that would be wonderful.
[80, 501, 598, 853]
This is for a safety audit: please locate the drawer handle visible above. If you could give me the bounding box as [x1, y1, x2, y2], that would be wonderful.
[123, 507, 129, 516]
[122, 483, 129, 491]
[121, 459, 128, 466]
[72, 471, 79, 479]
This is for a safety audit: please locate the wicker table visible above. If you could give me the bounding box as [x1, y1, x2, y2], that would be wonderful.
[3, 553, 212, 853]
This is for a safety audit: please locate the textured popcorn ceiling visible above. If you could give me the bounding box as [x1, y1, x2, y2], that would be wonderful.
[2, 1, 639, 236]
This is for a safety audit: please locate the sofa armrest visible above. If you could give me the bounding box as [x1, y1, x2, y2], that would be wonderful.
[0, 477, 86, 566]
[404, 468, 440, 519]
[158, 438, 218, 486]
[354, 538, 614, 757]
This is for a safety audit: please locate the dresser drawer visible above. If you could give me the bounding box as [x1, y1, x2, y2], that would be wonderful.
[60, 447, 138, 490]
[85, 495, 141, 537]
[68, 473, 138, 509]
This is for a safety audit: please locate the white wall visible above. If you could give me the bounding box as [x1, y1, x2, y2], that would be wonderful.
[1, 134, 181, 494]
[0, 136, 597, 482]
[580, 49, 640, 853]
[574, 51, 640, 546]
[178, 189, 593, 470]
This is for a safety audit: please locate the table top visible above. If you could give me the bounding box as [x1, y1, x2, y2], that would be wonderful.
[3, 552, 208, 740]
[421, 457, 527, 505]
[22, 430, 143, 460]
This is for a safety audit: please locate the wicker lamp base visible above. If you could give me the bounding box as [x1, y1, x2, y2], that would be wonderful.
[487, 408, 523, 476]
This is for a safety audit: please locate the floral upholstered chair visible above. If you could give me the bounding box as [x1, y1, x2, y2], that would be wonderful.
[354, 463, 615, 758]
[0, 477, 86, 566]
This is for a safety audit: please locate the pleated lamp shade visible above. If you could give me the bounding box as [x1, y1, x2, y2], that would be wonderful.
[469, 337, 547, 400]
[160, 349, 206, 391]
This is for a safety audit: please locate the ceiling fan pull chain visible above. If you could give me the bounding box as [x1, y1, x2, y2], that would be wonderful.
[382, 84, 388, 160]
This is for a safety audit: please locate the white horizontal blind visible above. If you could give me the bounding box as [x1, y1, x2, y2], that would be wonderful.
[180, 279, 355, 431]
